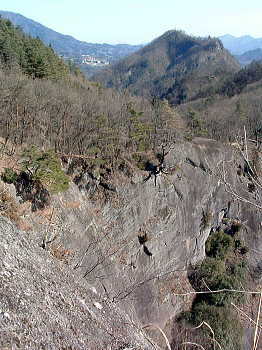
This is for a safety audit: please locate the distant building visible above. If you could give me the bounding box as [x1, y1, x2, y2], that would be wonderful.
[81, 54, 109, 66]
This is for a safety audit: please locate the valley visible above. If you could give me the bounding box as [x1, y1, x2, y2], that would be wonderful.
[0, 13, 262, 350]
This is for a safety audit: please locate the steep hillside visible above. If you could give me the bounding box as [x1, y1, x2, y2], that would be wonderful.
[196, 60, 262, 98]
[0, 10, 142, 63]
[178, 61, 262, 141]
[93, 30, 240, 104]
[0, 16, 69, 79]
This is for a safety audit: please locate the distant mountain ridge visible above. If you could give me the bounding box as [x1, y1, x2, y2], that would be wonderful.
[2, 10, 261, 74]
[0, 10, 142, 63]
[235, 48, 262, 66]
[219, 34, 262, 55]
[93, 30, 240, 105]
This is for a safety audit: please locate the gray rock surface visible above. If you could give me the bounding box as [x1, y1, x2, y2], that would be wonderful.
[1, 138, 261, 349]
[0, 216, 158, 349]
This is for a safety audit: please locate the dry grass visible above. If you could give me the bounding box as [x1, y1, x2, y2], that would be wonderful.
[62, 200, 81, 209]
[142, 324, 171, 350]
[49, 243, 73, 264]
[0, 141, 20, 174]
[252, 290, 262, 350]
[0, 181, 32, 230]
[0, 182, 20, 224]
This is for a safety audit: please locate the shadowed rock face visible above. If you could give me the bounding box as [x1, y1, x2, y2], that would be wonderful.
[0, 216, 158, 349]
[1, 138, 261, 349]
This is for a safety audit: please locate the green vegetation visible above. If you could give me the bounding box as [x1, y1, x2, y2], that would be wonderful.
[0, 10, 143, 70]
[1, 167, 18, 184]
[194, 257, 246, 307]
[1, 147, 69, 195]
[179, 62, 262, 142]
[129, 108, 152, 152]
[0, 14, 260, 350]
[21, 146, 69, 193]
[0, 22, 185, 197]
[193, 60, 262, 100]
[91, 28, 262, 144]
[1, 147, 69, 210]
[205, 230, 234, 259]
[187, 109, 208, 137]
[131, 153, 150, 170]
[0, 17, 69, 79]
[0, 69, 184, 173]
[219, 61, 262, 97]
[187, 302, 243, 350]
[179, 223, 248, 350]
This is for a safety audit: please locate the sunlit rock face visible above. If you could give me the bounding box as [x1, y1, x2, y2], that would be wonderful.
[0, 215, 159, 349]
[1, 138, 261, 349]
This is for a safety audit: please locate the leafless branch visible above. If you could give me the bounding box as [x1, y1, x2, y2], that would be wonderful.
[173, 288, 260, 296]
[142, 324, 171, 350]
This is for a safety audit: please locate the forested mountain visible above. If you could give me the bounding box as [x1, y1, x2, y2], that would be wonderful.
[93, 30, 240, 105]
[219, 34, 262, 55]
[91, 26, 262, 143]
[178, 60, 262, 141]
[0, 16, 69, 79]
[0, 16, 183, 162]
[235, 48, 262, 66]
[0, 10, 142, 63]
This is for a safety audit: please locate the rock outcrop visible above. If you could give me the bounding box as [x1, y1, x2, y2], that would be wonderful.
[0, 215, 158, 349]
[1, 138, 261, 349]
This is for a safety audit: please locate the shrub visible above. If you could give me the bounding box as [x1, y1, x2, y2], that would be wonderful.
[180, 225, 248, 349]
[21, 146, 69, 193]
[229, 260, 247, 281]
[187, 302, 243, 350]
[206, 230, 234, 259]
[193, 257, 247, 306]
[132, 153, 149, 170]
[1, 168, 18, 184]
[234, 239, 249, 254]
[226, 220, 242, 236]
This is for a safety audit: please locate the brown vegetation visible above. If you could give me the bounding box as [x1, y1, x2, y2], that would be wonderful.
[93, 30, 240, 104]
[0, 182, 19, 223]
[0, 67, 184, 168]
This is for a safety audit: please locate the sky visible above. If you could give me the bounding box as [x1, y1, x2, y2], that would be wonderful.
[1, 0, 262, 44]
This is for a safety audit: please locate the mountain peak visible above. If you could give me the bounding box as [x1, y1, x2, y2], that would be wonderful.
[220, 33, 262, 55]
[220, 34, 235, 38]
[240, 35, 254, 39]
[93, 30, 239, 105]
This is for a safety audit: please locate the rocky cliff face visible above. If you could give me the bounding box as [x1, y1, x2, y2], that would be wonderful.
[1, 138, 261, 349]
[0, 215, 159, 349]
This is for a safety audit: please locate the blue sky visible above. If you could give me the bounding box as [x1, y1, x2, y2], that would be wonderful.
[1, 0, 262, 44]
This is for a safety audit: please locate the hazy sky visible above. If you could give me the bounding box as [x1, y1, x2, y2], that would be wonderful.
[1, 0, 262, 44]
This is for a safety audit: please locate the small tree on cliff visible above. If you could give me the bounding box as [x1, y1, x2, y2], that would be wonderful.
[21, 146, 69, 194]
